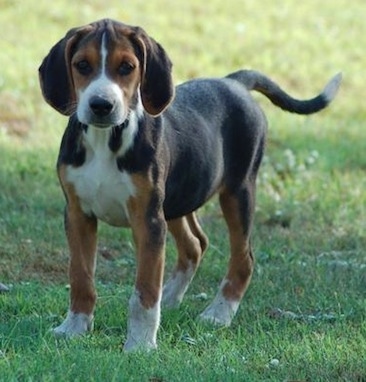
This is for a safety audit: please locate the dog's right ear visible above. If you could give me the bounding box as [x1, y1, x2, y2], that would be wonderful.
[38, 26, 93, 116]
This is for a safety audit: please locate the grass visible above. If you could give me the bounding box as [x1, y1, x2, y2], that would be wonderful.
[0, 0, 365, 381]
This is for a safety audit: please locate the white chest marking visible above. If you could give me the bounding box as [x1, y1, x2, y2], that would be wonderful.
[66, 127, 136, 227]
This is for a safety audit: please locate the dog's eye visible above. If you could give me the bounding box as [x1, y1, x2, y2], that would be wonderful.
[74, 60, 92, 75]
[118, 62, 134, 76]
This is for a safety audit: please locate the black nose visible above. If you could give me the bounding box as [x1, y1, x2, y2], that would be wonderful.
[89, 96, 114, 117]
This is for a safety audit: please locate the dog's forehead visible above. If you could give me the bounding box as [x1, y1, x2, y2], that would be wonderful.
[74, 19, 137, 52]
[90, 18, 134, 33]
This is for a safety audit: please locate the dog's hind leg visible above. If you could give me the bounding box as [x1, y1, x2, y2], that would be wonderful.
[199, 184, 255, 326]
[162, 212, 208, 307]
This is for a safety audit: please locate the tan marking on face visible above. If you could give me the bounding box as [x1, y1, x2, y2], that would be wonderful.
[70, 39, 102, 95]
[105, 37, 142, 109]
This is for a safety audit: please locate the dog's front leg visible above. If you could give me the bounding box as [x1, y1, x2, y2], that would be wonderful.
[124, 178, 166, 351]
[54, 168, 98, 337]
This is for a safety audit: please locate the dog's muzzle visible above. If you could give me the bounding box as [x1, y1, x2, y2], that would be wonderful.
[82, 94, 125, 128]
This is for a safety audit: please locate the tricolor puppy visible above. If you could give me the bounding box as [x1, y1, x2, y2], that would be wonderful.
[39, 19, 341, 351]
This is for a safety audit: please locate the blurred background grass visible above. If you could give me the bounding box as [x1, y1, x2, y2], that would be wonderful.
[0, 0, 363, 145]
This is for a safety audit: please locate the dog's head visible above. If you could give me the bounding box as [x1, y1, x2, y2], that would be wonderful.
[39, 19, 174, 126]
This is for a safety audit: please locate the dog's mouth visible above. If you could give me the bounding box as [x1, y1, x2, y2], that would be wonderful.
[78, 107, 128, 129]
[79, 119, 130, 136]
[89, 120, 121, 129]
[83, 117, 124, 129]
[92, 119, 129, 130]
[83, 109, 130, 130]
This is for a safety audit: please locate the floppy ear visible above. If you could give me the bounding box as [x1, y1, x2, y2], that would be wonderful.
[132, 30, 174, 116]
[38, 26, 92, 115]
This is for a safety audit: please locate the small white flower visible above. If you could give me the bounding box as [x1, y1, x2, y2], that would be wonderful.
[269, 358, 280, 367]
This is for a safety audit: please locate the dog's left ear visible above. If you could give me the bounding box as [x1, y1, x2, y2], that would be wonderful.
[132, 29, 175, 116]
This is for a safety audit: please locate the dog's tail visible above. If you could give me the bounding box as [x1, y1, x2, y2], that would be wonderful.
[226, 70, 342, 114]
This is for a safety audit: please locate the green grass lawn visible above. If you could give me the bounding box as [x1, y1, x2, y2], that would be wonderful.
[1, 0, 365, 381]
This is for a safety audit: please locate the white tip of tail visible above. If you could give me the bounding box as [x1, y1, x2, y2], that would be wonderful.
[323, 72, 342, 103]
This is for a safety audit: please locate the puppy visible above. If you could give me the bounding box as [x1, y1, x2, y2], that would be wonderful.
[39, 19, 341, 351]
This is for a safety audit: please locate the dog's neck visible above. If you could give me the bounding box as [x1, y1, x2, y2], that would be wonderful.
[78, 113, 140, 158]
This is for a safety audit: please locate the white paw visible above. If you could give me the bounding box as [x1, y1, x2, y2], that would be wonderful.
[199, 289, 239, 327]
[123, 336, 157, 352]
[162, 264, 195, 308]
[52, 311, 93, 338]
[123, 290, 160, 352]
